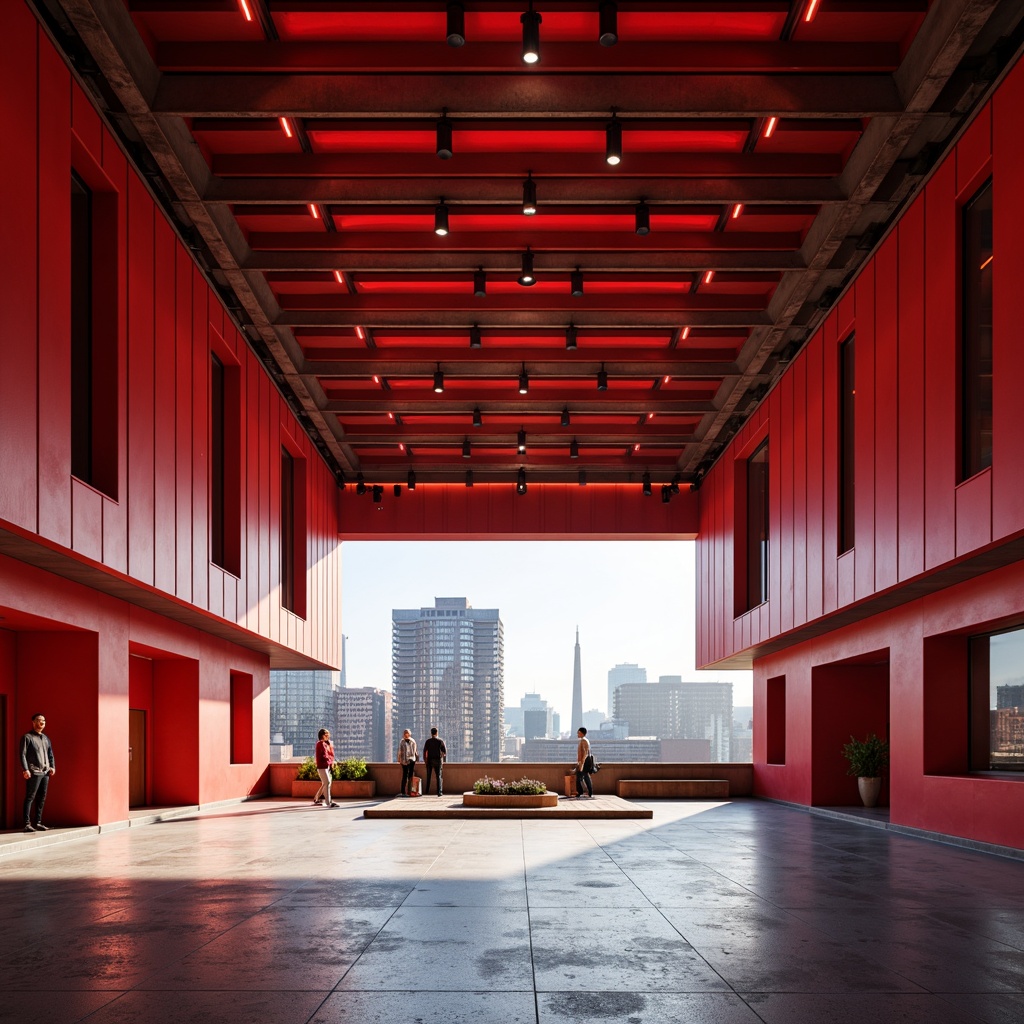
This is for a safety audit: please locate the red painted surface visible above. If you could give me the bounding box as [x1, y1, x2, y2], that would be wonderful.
[0, 7, 334, 827]
[697, 59, 1024, 849]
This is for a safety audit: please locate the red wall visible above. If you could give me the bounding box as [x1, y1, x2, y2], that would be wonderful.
[0, 1, 340, 671]
[695, 57, 1024, 848]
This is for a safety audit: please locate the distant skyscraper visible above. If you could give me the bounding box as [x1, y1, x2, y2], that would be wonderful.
[521, 692, 554, 739]
[269, 670, 340, 759]
[614, 679, 734, 761]
[339, 634, 348, 688]
[608, 663, 647, 719]
[582, 708, 605, 733]
[571, 627, 584, 730]
[335, 687, 393, 761]
[392, 597, 504, 762]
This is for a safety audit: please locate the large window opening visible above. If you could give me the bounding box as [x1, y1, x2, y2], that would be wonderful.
[745, 440, 770, 611]
[70, 170, 118, 498]
[210, 342, 241, 576]
[839, 333, 856, 554]
[961, 178, 993, 481]
[280, 440, 307, 617]
[969, 625, 1024, 773]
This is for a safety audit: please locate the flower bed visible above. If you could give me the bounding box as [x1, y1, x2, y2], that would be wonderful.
[472, 776, 547, 795]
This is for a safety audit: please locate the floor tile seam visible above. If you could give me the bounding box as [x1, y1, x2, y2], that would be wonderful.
[647, 900, 742, 998]
[59, 988, 131, 1024]
[521, 820, 543, 1024]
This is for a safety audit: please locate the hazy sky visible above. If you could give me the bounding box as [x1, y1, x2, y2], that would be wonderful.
[340, 540, 752, 725]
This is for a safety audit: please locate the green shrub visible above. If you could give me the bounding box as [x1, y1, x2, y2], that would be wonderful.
[296, 757, 319, 781]
[472, 776, 547, 796]
[296, 756, 369, 781]
[841, 734, 889, 777]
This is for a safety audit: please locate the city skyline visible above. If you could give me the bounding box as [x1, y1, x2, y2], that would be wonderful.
[341, 540, 752, 729]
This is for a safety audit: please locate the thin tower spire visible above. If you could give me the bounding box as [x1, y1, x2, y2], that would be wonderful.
[571, 626, 583, 730]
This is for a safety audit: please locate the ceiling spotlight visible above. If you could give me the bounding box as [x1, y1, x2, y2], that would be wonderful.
[473, 267, 486, 297]
[518, 364, 529, 394]
[433, 364, 445, 393]
[473, 407, 482, 428]
[606, 115, 622, 166]
[521, 3, 541, 64]
[517, 428, 527, 454]
[599, 2, 619, 46]
[570, 438, 579, 459]
[661, 485, 671, 503]
[671, 474, 681, 494]
[407, 469, 416, 490]
[522, 172, 538, 216]
[561, 406, 570, 427]
[462, 437, 471, 459]
[578, 469, 587, 486]
[436, 110, 453, 160]
[356, 473, 366, 496]
[642, 471, 652, 497]
[434, 199, 450, 236]
[517, 467, 528, 494]
[470, 324, 482, 349]
[394, 484, 402, 498]
[597, 365, 608, 391]
[446, 2, 466, 46]
[466, 469, 474, 487]
[635, 200, 650, 236]
[566, 324, 578, 351]
[518, 248, 536, 287]
[571, 267, 584, 297]
[372, 484, 383, 502]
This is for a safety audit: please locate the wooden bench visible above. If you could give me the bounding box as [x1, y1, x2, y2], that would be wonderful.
[617, 779, 730, 799]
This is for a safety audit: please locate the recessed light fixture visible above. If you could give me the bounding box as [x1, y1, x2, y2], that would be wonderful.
[407, 470, 416, 490]
[606, 115, 622, 166]
[517, 467, 528, 494]
[521, 2, 541, 64]
[763, 116, 778, 139]
[597, 365, 608, 391]
[517, 428, 527, 454]
[571, 267, 584, 297]
[518, 365, 529, 394]
[308, 203, 320, 220]
[635, 201, 650, 236]
[518, 248, 536, 287]
[433, 364, 445, 393]
[462, 438, 471, 459]
[470, 324, 482, 349]
[804, 0, 822, 22]
[474, 267, 487, 297]
[704, 270, 715, 285]
[279, 117, 293, 138]
[473, 407, 482, 428]
[570, 438, 579, 459]
[436, 110, 453, 160]
[566, 324, 578, 351]
[599, 2, 618, 46]
[356, 325, 366, 341]
[446, 2, 466, 46]
[237, 0, 253, 23]
[333, 269, 346, 286]
[561, 406, 571, 427]
[681, 326, 691, 340]
[731, 203, 744, 219]
[522, 173, 537, 216]
[434, 199, 450, 236]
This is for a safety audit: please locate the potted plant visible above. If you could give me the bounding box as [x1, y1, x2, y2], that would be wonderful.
[291, 757, 376, 799]
[463, 775, 557, 808]
[841, 733, 889, 807]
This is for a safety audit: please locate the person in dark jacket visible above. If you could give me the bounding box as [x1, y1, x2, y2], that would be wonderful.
[20, 714, 55, 832]
[422, 727, 447, 797]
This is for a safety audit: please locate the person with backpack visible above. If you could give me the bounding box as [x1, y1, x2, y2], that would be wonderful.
[575, 726, 594, 799]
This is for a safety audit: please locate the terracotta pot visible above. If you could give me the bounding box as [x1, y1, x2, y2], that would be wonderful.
[857, 776, 882, 808]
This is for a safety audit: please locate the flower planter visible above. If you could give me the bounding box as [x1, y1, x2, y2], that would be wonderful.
[857, 777, 882, 808]
[291, 779, 376, 799]
[462, 792, 557, 808]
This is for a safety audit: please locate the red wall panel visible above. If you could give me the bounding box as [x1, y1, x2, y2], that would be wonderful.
[853, 262, 875, 601]
[873, 236, 899, 593]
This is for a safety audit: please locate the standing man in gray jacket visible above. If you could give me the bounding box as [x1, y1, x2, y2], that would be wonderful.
[20, 713, 55, 832]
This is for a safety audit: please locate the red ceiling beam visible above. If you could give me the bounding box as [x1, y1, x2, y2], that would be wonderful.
[156, 41, 902, 75]
[339, 424, 700, 442]
[323, 392, 717, 413]
[281, 310, 769, 328]
[153, 74, 903, 118]
[302, 354, 738, 376]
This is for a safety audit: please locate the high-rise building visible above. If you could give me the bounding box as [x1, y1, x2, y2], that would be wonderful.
[521, 692, 553, 739]
[269, 670, 341, 761]
[614, 679, 734, 761]
[571, 627, 583, 730]
[392, 597, 504, 762]
[607, 663, 647, 720]
[582, 708, 605, 733]
[335, 687, 393, 762]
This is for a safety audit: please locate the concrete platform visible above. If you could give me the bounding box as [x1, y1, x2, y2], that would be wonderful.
[363, 792, 653, 819]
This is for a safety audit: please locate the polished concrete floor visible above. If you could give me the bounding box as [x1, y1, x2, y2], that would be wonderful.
[2, 797, 1024, 1024]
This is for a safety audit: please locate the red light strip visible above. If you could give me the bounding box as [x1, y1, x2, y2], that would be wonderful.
[308, 203, 320, 220]
[238, 0, 253, 22]
[731, 204, 744, 219]
[356, 326, 366, 341]
[704, 270, 715, 285]
[334, 270, 346, 286]
[980, 254, 994, 271]
[763, 116, 778, 139]
[681, 326, 691, 340]
[279, 117, 293, 139]
[804, 0, 822, 22]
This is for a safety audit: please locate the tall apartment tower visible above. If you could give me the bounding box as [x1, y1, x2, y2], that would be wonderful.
[335, 687, 393, 762]
[392, 597, 504, 762]
[571, 627, 584, 732]
[607, 662, 647, 719]
[269, 670, 341, 760]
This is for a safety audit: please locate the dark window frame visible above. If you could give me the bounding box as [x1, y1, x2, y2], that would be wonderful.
[839, 332, 856, 554]
[745, 439, 770, 611]
[968, 624, 1024, 774]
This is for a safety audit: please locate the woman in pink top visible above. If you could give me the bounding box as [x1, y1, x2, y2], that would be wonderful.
[314, 728, 338, 808]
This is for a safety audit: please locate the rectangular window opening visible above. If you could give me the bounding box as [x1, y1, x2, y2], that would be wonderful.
[839, 332, 856, 554]
[961, 178, 993, 481]
[746, 440, 769, 611]
[210, 346, 241, 575]
[70, 169, 119, 498]
[280, 441, 307, 617]
[230, 672, 254, 764]
[766, 675, 786, 765]
[969, 625, 1024, 773]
